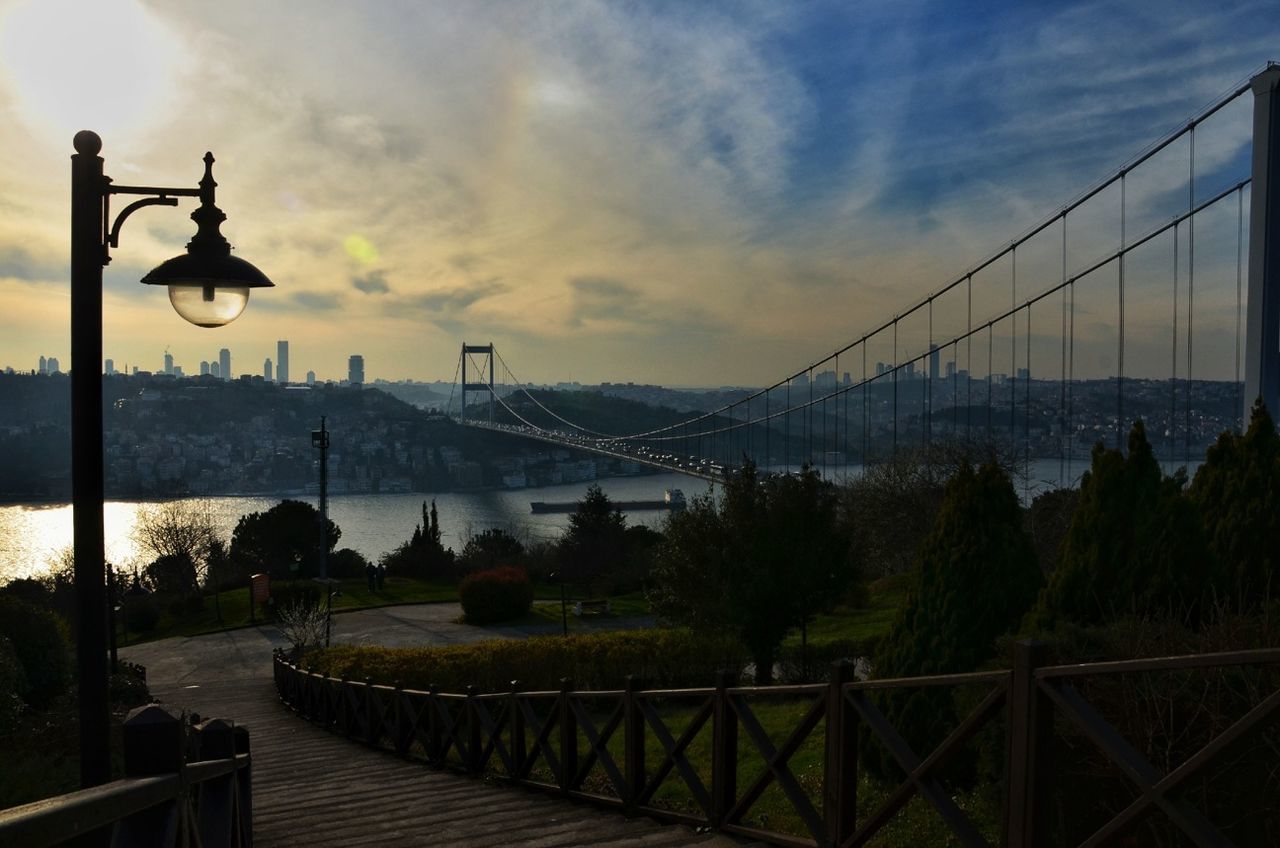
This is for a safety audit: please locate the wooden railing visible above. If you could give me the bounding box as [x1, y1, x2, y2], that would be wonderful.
[0, 704, 252, 848]
[273, 642, 1280, 847]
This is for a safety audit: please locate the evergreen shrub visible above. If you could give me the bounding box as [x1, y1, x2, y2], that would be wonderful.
[302, 628, 746, 693]
[124, 596, 161, 632]
[458, 566, 534, 624]
[0, 596, 71, 709]
[0, 635, 28, 730]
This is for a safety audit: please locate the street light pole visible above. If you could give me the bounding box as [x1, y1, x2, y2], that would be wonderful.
[313, 417, 329, 579]
[70, 132, 111, 789]
[68, 131, 272, 788]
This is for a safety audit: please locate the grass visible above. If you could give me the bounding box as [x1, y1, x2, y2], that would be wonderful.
[517, 591, 651, 630]
[783, 573, 909, 652]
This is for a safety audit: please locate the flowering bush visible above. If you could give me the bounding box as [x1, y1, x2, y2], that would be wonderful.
[458, 565, 533, 625]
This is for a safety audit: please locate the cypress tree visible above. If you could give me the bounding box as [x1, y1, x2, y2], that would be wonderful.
[1188, 401, 1280, 611]
[1031, 421, 1215, 629]
[869, 463, 1040, 774]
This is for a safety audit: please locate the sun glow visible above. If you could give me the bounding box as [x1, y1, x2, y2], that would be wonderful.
[0, 0, 184, 145]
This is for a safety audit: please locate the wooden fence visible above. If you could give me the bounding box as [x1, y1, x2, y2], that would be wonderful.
[273, 642, 1280, 847]
[0, 704, 252, 848]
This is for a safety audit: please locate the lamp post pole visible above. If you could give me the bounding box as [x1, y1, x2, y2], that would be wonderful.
[313, 417, 329, 579]
[70, 132, 111, 788]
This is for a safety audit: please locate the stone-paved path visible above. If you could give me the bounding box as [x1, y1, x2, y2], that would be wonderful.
[122, 605, 738, 847]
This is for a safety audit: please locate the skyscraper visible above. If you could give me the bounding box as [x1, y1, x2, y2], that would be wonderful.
[264, 358, 273, 382]
[38, 355, 46, 375]
[47, 357, 60, 374]
[219, 348, 231, 381]
[348, 355, 364, 386]
[929, 344, 940, 381]
[200, 361, 210, 376]
[104, 359, 115, 376]
[163, 351, 174, 376]
[210, 362, 221, 379]
[306, 370, 316, 385]
[277, 340, 289, 385]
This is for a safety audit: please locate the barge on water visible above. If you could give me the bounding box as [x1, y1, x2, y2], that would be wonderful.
[531, 488, 686, 514]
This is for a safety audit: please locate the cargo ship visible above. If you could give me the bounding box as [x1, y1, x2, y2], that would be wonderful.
[531, 488, 686, 514]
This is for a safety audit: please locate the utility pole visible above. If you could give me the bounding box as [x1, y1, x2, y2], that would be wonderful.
[312, 417, 330, 579]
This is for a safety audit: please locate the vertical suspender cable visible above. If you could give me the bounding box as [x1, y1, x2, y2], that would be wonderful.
[1118, 172, 1127, 450]
[966, 274, 973, 443]
[1060, 214, 1068, 487]
[892, 321, 899, 455]
[862, 344, 868, 464]
[1185, 125, 1195, 464]
[927, 299, 934, 449]
[1011, 247, 1018, 438]
[987, 324, 994, 438]
[1171, 224, 1180, 463]
[1068, 281, 1075, 483]
[1025, 306, 1032, 500]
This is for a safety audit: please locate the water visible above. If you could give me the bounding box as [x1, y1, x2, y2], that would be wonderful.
[0, 474, 707, 584]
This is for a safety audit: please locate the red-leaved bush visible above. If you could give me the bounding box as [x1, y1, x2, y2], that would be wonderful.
[458, 566, 534, 624]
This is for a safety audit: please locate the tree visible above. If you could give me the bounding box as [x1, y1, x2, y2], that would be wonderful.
[381, 499, 454, 580]
[559, 484, 628, 594]
[869, 462, 1041, 776]
[649, 463, 858, 683]
[1031, 421, 1217, 629]
[457, 528, 525, 573]
[229, 499, 340, 580]
[132, 500, 218, 595]
[1188, 401, 1280, 611]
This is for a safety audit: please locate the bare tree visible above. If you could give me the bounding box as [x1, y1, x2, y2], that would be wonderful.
[132, 500, 218, 595]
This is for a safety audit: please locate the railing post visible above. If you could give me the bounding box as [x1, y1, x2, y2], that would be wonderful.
[234, 725, 253, 848]
[393, 681, 410, 756]
[623, 675, 645, 815]
[1005, 639, 1050, 848]
[194, 719, 236, 848]
[712, 669, 739, 828]
[365, 677, 377, 744]
[428, 684, 443, 763]
[559, 677, 577, 794]
[338, 675, 349, 733]
[466, 685, 483, 775]
[510, 680, 525, 778]
[115, 705, 184, 847]
[823, 659, 858, 847]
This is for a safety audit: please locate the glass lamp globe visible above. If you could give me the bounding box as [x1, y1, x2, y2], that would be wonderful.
[167, 284, 251, 328]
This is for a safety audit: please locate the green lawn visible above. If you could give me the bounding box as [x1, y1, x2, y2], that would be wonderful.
[782, 573, 909, 651]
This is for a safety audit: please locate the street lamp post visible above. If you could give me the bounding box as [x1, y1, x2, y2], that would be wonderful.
[70, 131, 272, 787]
[312, 417, 330, 579]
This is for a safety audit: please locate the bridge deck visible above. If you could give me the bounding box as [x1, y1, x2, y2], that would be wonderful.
[156, 677, 735, 847]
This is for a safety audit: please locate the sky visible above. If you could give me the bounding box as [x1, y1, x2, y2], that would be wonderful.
[0, 0, 1276, 387]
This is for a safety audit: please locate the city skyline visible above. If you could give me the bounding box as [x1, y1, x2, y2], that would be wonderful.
[0, 2, 1278, 387]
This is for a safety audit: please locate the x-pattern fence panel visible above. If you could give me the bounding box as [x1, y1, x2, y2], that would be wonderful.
[274, 645, 1280, 847]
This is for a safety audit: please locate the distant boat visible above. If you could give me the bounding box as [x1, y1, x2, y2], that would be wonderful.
[530, 489, 686, 514]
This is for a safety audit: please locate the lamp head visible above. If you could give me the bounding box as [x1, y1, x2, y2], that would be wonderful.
[141, 152, 272, 327]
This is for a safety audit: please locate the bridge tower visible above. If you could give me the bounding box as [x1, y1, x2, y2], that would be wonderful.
[1246, 64, 1280, 421]
[460, 342, 495, 423]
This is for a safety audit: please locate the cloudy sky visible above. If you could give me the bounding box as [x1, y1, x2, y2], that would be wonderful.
[0, 0, 1276, 386]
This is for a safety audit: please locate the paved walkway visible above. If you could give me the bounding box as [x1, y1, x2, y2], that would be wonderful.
[121, 604, 735, 848]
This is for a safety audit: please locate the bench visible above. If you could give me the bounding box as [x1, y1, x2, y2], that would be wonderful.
[572, 599, 611, 617]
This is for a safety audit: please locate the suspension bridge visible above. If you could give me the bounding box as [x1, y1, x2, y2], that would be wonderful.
[445, 65, 1280, 489]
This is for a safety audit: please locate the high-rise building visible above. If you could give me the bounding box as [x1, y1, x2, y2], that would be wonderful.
[104, 359, 115, 376]
[306, 370, 316, 385]
[210, 362, 221, 379]
[38, 355, 46, 375]
[200, 361, 210, 376]
[47, 357, 60, 374]
[928, 344, 940, 381]
[219, 348, 231, 381]
[163, 352, 174, 376]
[348, 355, 364, 386]
[264, 358, 273, 382]
[173, 366, 185, 378]
[945, 360, 956, 379]
[276, 340, 289, 385]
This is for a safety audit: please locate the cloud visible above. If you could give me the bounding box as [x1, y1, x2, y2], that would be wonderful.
[291, 291, 344, 312]
[407, 279, 508, 314]
[352, 270, 390, 295]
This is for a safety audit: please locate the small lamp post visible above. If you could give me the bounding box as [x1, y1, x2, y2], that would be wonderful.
[311, 417, 330, 579]
[70, 131, 272, 787]
[549, 571, 568, 637]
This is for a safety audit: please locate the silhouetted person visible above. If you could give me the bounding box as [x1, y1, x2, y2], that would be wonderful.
[366, 562, 376, 592]
[375, 563, 386, 592]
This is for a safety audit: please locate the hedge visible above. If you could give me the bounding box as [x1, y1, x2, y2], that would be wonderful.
[0, 596, 71, 709]
[302, 628, 747, 693]
[459, 565, 533, 624]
